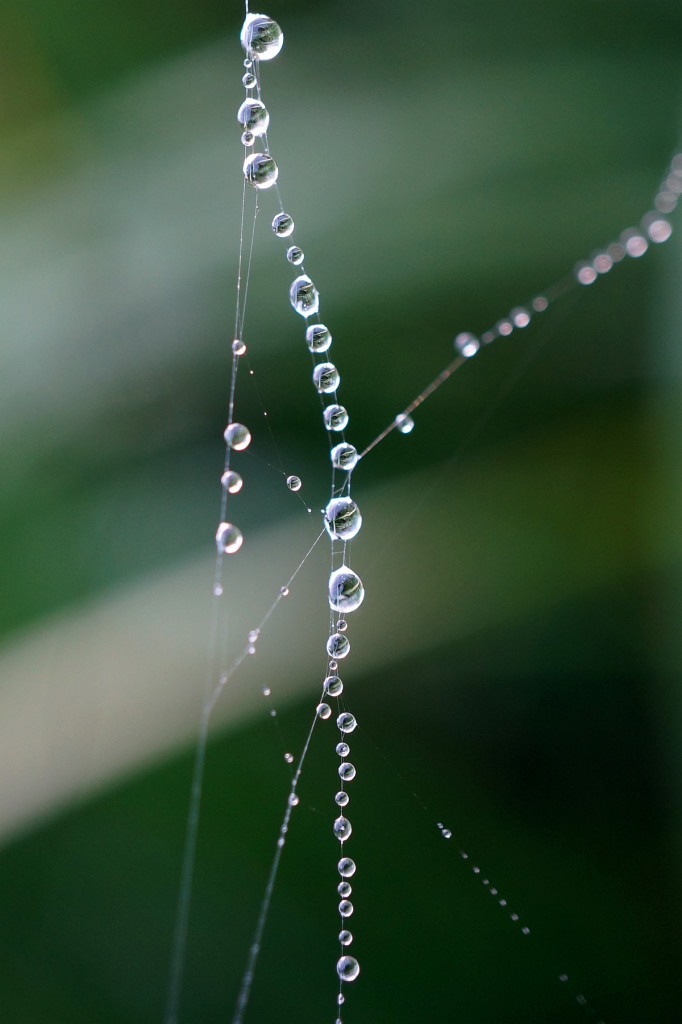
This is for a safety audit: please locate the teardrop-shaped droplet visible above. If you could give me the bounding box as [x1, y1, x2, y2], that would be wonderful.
[336, 741, 350, 757]
[224, 422, 252, 450]
[286, 475, 301, 491]
[323, 404, 348, 431]
[337, 713, 357, 734]
[338, 899, 354, 917]
[290, 274, 319, 317]
[313, 362, 340, 394]
[215, 522, 243, 554]
[333, 816, 352, 842]
[237, 98, 270, 135]
[305, 323, 332, 352]
[221, 469, 243, 493]
[338, 930, 353, 946]
[329, 565, 364, 612]
[316, 702, 332, 720]
[395, 412, 414, 434]
[336, 955, 360, 982]
[330, 443, 358, 471]
[327, 633, 350, 659]
[240, 13, 284, 60]
[335, 791, 349, 807]
[324, 498, 362, 540]
[338, 761, 356, 781]
[324, 674, 343, 697]
[243, 152, 278, 189]
[272, 212, 294, 237]
[286, 245, 304, 265]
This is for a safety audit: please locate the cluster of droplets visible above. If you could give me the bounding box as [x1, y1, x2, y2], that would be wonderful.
[239, 13, 282, 189]
[214, 420, 252, 569]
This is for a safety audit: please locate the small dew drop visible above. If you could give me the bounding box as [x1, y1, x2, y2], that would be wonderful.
[647, 217, 673, 243]
[481, 329, 496, 344]
[232, 339, 247, 356]
[622, 230, 648, 258]
[454, 331, 480, 357]
[237, 98, 269, 135]
[338, 929, 353, 946]
[335, 791, 349, 806]
[337, 712, 357, 734]
[338, 899, 354, 917]
[213, 583, 223, 596]
[327, 633, 351, 659]
[262, 686, 271, 696]
[337, 881, 352, 897]
[290, 274, 319, 317]
[329, 566, 364, 613]
[338, 762, 356, 781]
[442, 828, 452, 839]
[510, 913, 519, 921]
[241, 131, 254, 147]
[337, 994, 345, 1006]
[248, 644, 256, 655]
[336, 955, 360, 982]
[324, 497, 362, 540]
[511, 307, 530, 328]
[288, 793, 299, 807]
[270, 709, 276, 717]
[224, 422, 252, 450]
[316, 703, 332, 720]
[324, 675, 344, 697]
[248, 628, 260, 643]
[305, 323, 332, 352]
[333, 816, 353, 842]
[607, 241, 627, 263]
[497, 319, 513, 336]
[242, 72, 257, 88]
[323, 404, 349, 431]
[336, 619, 348, 632]
[328, 659, 338, 672]
[243, 152, 278, 189]
[499, 899, 507, 906]
[473, 866, 480, 874]
[240, 13, 284, 60]
[395, 412, 414, 434]
[337, 856, 356, 877]
[286, 245, 304, 265]
[593, 253, 613, 274]
[215, 522, 244, 554]
[336, 741, 350, 757]
[284, 752, 294, 764]
[313, 362, 341, 394]
[272, 212, 294, 237]
[277, 836, 285, 847]
[575, 262, 597, 285]
[286, 474, 302, 491]
[280, 586, 290, 596]
[559, 974, 568, 983]
[330, 443, 358, 471]
[576, 994, 587, 1006]
[532, 295, 549, 312]
[522, 926, 530, 935]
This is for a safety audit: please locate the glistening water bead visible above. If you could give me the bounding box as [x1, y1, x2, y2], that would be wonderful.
[322, 404, 348, 431]
[329, 565, 365, 612]
[336, 742, 350, 757]
[243, 152, 279, 189]
[336, 956, 360, 982]
[286, 246, 304, 265]
[290, 274, 319, 317]
[338, 762, 356, 781]
[395, 412, 415, 434]
[337, 856, 356, 877]
[312, 362, 340, 394]
[215, 522, 243, 554]
[337, 713, 357, 734]
[221, 469, 243, 493]
[333, 816, 352, 841]
[224, 422, 252, 450]
[327, 633, 350, 659]
[338, 930, 353, 946]
[240, 13, 284, 60]
[272, 212, 294, 237]
[324, 675, 344, 697]
[286, 475, 301, 491]
[237, 98, 270, 135]
[330, 442, 358, 471]
[324, 497, 362, 541]
[305, 323, 332, 352]
[316, 703, 332, 720]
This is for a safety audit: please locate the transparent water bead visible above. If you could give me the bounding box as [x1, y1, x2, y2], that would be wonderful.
[338, 856, 356, 877]
[237, 99, 270, 135]
[337, 956, 360, 982]
[323, 404, 349, 432]
[242, 72, 257, 89]
[316, 702, 332, 720]
[324, 675, 344, 697]
[330, 442, 358, 471]
[284, 752, 294, 764]
[240, 13, 284, 60]
[338, 900, 354, 917]
[241, 131, 255, 147]
[290, 274, 319, 317]
[334, 816, 352, 841]
[329, 565, 364, 612]
[395, 412, 414, 434]
[286, 475, 301, 491]
[337, 712, 357, 734]
[336, 741, 350, 757]
[338, 762, 356, 781]
[272, 212, 294, 237]
[221, 469, 243, 493]
[454, 331, 480, 358]
[336, 619, 348, 631]
[215, 522, 243, 554]
[243, 152, 278, 189]
[288, 793, 299, 807]
[324, 497, 362, 540]
[286, 245, 304, 265]
[224, 422, 252, 450]
[327, 633, 350, 659]
[337, 880, 352, 896]
[313, 362, 340, 394]
[335, 791, 349, 807]
[232, 338, 246, 355]
[338, 930, 353, 946]
[306, 323, 332, 352]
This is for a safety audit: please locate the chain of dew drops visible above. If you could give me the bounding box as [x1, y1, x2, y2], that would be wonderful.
[170, 8, 682, 1024]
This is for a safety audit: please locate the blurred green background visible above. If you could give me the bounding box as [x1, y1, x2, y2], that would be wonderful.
[1, 0, 682, 1021]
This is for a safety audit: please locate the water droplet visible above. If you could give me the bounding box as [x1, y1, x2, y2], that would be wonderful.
[593, 252, 612, 274]
[324, 675, 344, 697]
[337, 994, 345, 1006]
[286, 245, 304, 265]
[442, 828, 452, 839]
[241, 130, 255, 147]
[213, 583, 223, 596]
[510, 913, 519, 921]
[280, 585, 289, 596]
[337, 712, 357, 734]
[338, 931, 353, 948]
[240, 13, 284, 60]
[395, 412, 414, 434]
[272, 212, 294, 237]
[248, 628, 260, 643]
[336, 741, 350, 757]
[330, 443, 358, 471]
[224, 422, 252, 450]
[337, 856, 356, 877]
[490, 887, 498, 895]
[328, 659, 338, 672]
[337, 880, 352, 897]
[497, 319, 513, 336]
[277, 836, 285, 847]
[336, 619, 348, 632]
[242, 72, 257, 89]
[305, 323, 332, 352]
[576, 263, 596, 285]
[338, 899, 354, 917]
[329, 565, 364, 612]
[286, 475, 301, 491]
[511, 307, 530, 328]
[313, 362, 340, 394]
[290, 274, 319, 317]
[336, 955, 360, 981]
[237, 98, 269, 135]
[232, 338, 247, 356]
[532, 295, 548, 312]
[288, 793, 299, 807]
[243, 152, 278, 189]
[284, 752, 294, 764]
[327, 633, 350, 659]
[333, 816, 352, 842]
[522, 926, 530, 935]
[335, 791, 349, 806]
[559, 974, 568, 983]
[317, 702, 332, 720]
[647, 217, 672, 243]
[454, 331, 480, 357]
[323, 404, 349, 431]
[324, 497, 362, 540]
[607, 241, 626, 263]
[622, 229, 648, 257]
[262, 686, 271, 696]
[215, 522, 243, 554]
[248, 644, 256, 655]
[338, 762, 356, 781]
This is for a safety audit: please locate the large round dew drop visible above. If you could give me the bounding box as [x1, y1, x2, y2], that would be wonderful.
[237, 99, 269, 135]
[240, 13, 284, 60]
[329, 565, 364, 613]
[290, 275, 319, 317]
[336, 956, 360, 983]
[243, 152, 278, 189]
[324, 497, 362, 540]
